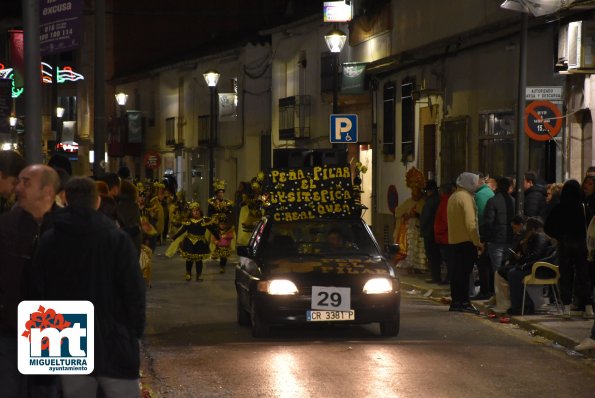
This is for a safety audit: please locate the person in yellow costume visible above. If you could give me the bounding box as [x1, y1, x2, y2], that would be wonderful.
[147, 182, 165, 244]
[393, 167, 427, 273]
[167, 202, 218, 281]
[169, 190, 189, 234]
[208, 178, 233, 223]
[237, 175, 266, 246]
[210, 214, 236, 274]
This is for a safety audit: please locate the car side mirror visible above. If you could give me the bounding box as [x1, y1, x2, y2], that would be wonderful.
[384, 244, 400, 255]
[237, 246, 251, 257]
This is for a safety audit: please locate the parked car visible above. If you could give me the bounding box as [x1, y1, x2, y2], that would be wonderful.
[235, 216, 401, 337]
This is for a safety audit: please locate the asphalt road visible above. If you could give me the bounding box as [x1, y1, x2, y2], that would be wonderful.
[142, 248, 595, 398]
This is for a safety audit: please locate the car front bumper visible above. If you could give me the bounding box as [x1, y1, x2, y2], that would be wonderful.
[253, 290, 401, 325]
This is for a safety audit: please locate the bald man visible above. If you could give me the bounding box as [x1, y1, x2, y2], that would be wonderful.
[0, 164, 59, 398]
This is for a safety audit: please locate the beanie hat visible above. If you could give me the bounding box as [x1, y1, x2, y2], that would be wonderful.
[456, 172, 479, 193]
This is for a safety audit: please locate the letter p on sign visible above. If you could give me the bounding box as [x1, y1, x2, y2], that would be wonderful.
[329, 114, 358, 143]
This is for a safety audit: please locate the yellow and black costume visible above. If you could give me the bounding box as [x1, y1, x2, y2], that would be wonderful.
[237, 175, 267, 245]
[210, 215, 236, 273]
[208, 178, 234, 223]
[169, 202, 218, 281]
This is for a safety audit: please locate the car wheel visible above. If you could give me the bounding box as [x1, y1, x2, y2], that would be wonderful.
[250, 299, 270, 338]
[379, 311, 400, 337]
[237, 296, 251, 326]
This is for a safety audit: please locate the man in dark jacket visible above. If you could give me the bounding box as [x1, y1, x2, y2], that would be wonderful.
[545, 180, 591, 317]
[504, 217, 554, 315]
[478, 177, 515, 298]
[0, 164, 59, 398]
[0, 150, 26, 214]
[28, 177, 146, 397]
[420, 180, 441, 283]
[484, 177, 516, 270]
[523, 172, 547, 217]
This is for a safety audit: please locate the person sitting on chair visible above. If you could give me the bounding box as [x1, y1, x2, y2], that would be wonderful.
[498, 217, 555, 315]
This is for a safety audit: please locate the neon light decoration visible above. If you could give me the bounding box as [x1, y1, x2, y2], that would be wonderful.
[0, 64, 24, 98]
[0, 63, 85, 98]
[41, 62, 53, 84]
[57, 66, 84, 83]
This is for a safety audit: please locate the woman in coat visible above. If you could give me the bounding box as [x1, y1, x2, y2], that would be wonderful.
[116, 180, 142, 256]
[545, 180, 591, 317]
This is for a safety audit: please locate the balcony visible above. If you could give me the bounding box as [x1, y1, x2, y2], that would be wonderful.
[279, 95, 311, 140]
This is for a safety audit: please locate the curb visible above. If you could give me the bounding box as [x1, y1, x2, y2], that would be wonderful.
[400, 280, 595, 359]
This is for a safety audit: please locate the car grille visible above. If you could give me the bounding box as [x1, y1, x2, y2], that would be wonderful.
[298, 284, 362, 297]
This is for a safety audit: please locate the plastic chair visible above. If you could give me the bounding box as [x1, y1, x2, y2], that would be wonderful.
[522, 261, 562, 315]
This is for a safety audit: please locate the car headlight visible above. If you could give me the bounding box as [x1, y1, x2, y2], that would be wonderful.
[363, 278, 393, 294]
[258, 279, 299, 295]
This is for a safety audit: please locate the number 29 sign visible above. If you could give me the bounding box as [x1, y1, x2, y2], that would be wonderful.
[311, 286, 351, 311]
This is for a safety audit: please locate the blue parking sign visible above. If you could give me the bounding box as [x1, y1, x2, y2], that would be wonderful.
[330, 114, 358, 143]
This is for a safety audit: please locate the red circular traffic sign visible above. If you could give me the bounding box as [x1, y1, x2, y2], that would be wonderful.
[144, 151, 161, 169]
[524, 100, 562, 142]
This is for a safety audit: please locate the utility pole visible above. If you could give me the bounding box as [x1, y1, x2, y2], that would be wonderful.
[515, 13, 528, 215]
[93, 0, 106, 177]
[23, 0, 42, 164]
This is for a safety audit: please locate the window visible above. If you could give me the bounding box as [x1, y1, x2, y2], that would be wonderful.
[165, 117, 175, 146]
[278, 95, 311, 140]
[401, 77, 415, 163]
[382, 82, 395, 156]
[441, 117, 469, 185]
[261, 219, 379, 257]
[479, 111, 515, 178]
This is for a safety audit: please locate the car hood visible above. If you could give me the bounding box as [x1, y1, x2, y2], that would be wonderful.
[264, 255, 392, 277]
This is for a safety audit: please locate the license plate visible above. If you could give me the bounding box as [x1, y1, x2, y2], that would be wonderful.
[307, 310, 355, 322]
[311, 286, 351, 311]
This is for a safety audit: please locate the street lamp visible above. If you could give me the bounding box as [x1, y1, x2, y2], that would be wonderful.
[325, 28, 347, 115]
[56, 106, 65, 143]
[8, 116, 17, 149]
[115, 92, 128, 107]
[203, 69, 220, 197]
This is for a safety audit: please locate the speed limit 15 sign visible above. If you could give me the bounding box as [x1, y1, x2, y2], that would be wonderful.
[524, 100, 562, 142]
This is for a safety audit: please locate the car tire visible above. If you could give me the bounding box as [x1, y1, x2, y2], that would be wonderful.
[250, 299, 270, 338]
[237, 296, 251, 326]
[379, 311, 400, 337]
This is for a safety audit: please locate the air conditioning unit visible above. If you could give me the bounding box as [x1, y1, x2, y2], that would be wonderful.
[558, 20, 595, 72]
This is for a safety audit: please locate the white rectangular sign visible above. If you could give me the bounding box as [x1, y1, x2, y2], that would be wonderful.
[311, 286, 351, 311]
[525, 86, 563, 100]
[18, 301, 94, 375]
[324, 1, 352, 22]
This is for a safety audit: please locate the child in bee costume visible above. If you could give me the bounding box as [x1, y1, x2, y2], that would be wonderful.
[167, 202, 218, 281]
[211, 215, 236, 273]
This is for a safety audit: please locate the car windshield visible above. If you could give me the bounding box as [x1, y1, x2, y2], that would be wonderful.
[261, 219, 379, 257]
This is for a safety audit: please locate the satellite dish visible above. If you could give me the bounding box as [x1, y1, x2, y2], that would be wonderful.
[501, 0, 576, 16]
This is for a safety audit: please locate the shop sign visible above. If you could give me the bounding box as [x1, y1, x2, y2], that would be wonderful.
[40, 0, 83, 55]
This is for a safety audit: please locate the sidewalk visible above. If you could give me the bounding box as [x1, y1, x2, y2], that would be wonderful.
[399, 273, 595, 358]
